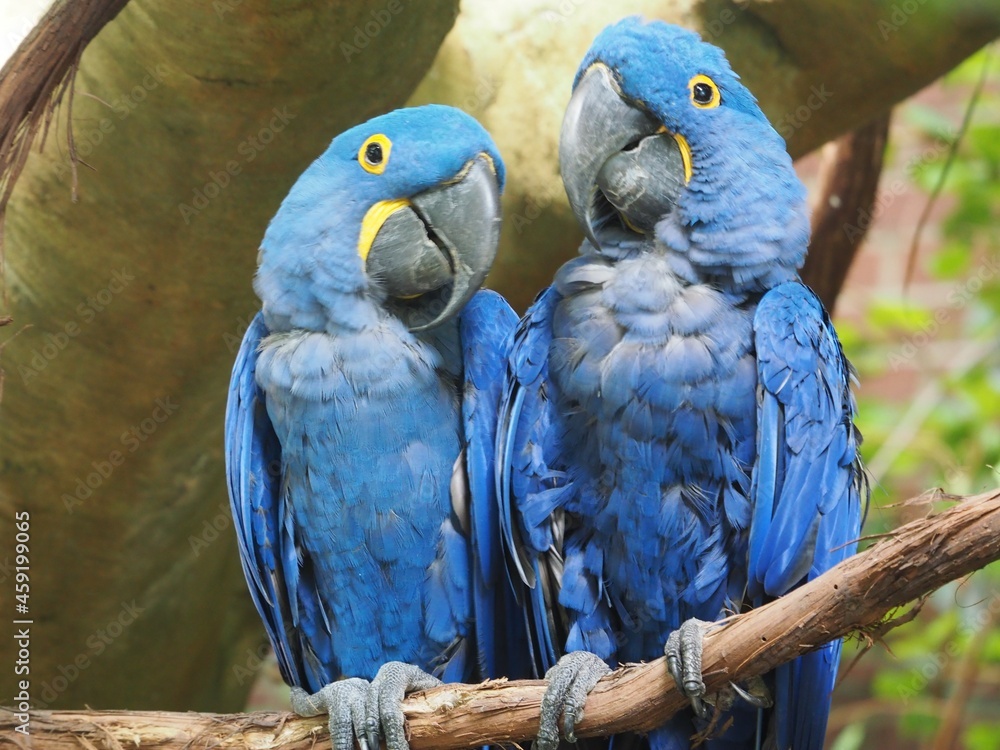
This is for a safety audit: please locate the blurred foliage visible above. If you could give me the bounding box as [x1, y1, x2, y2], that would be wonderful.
[829, 48, 1000, 749]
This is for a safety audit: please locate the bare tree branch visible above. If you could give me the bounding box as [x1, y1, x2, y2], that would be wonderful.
[802, 113, 892, 313]
[0, 0, 130, 302]
[6, 488, 1000, 750]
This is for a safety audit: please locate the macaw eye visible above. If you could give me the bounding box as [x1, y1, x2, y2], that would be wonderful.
[359, 134, 392, 174]
[689, 74, 721, 109]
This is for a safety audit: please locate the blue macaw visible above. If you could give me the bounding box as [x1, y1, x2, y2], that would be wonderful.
[225, 105, 526, 750]
[498, 19, 867, 750]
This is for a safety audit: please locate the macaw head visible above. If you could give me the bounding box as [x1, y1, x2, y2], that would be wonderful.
[256, 105, 504, 333]
[560, 17, 808, 292]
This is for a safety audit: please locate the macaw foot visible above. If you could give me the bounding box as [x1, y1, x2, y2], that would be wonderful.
[537, 651, 612, 750]
[291, 678, 369, 750]
[664, 618, 710, 719]
[364, 661, 443, 750]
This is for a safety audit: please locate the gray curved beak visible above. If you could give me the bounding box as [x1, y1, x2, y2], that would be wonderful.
[366, 154, 501, 332]
[559, 64, 685, 250]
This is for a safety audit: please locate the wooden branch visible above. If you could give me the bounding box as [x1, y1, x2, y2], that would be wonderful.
[0, 0, 130, 275]
[6, 488, 1000, 750]
[801, 112, 892, 313]
[0, 0, 131, 182]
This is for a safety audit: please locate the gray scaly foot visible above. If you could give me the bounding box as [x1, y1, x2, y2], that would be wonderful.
[664, 618, 710, 718]
[291, 678, 370, 750]
[364, 661, 443, 750]
[537, 650, 612, 750]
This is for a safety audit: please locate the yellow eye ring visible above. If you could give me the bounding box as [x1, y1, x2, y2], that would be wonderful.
[689, 74, 720, 109]
[359, 134, 392, 175]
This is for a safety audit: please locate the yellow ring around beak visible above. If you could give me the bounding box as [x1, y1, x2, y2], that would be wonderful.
[673, 133, 693, 185]
[357, 198, 412, 263]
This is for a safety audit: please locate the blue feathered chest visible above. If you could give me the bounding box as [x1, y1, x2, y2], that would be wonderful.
[549, 253, 758, 659]
[254, 318, 463, 679]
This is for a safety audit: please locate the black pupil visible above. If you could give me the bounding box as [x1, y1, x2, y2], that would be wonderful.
[365, 142, 383, 164]
[693, 82, 714, 104]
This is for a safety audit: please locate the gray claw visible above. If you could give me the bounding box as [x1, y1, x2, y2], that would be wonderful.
[664, 619, 709, 719]
[729, 677, 773, 709]
[290, 679, 370, 750]
[365, 661, 443, 750]
[538, 651, 612, 750]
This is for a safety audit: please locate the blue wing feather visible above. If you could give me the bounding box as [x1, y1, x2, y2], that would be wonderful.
[750, 282, 866, 750]
[497, 287, 614, 676]
[226, 313, 343, 692]
[225, 312, 306, 688]
[457, 289, 531, 680]
[497, 288, 564, 676]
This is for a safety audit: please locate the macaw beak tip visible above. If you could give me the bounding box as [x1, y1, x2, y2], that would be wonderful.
[559, 63, 685, 252]
[405, 155, 501, 332]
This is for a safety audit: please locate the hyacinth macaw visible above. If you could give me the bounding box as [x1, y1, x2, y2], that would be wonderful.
[498, 19, 867, 750]
[225, 105, 525, 750]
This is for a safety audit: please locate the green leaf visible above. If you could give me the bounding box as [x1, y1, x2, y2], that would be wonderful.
[868, 298, 934, 334]
[930, 242, 973, 278]
[963, 722, 1000, 750]
[830, 723, 866, 750]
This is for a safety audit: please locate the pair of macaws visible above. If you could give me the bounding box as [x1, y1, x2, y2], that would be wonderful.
[225, 17, 866, 750]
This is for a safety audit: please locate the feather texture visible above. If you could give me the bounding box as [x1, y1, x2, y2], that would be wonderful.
[500, 18, 866, 750]
[225, 107, 525, 695]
